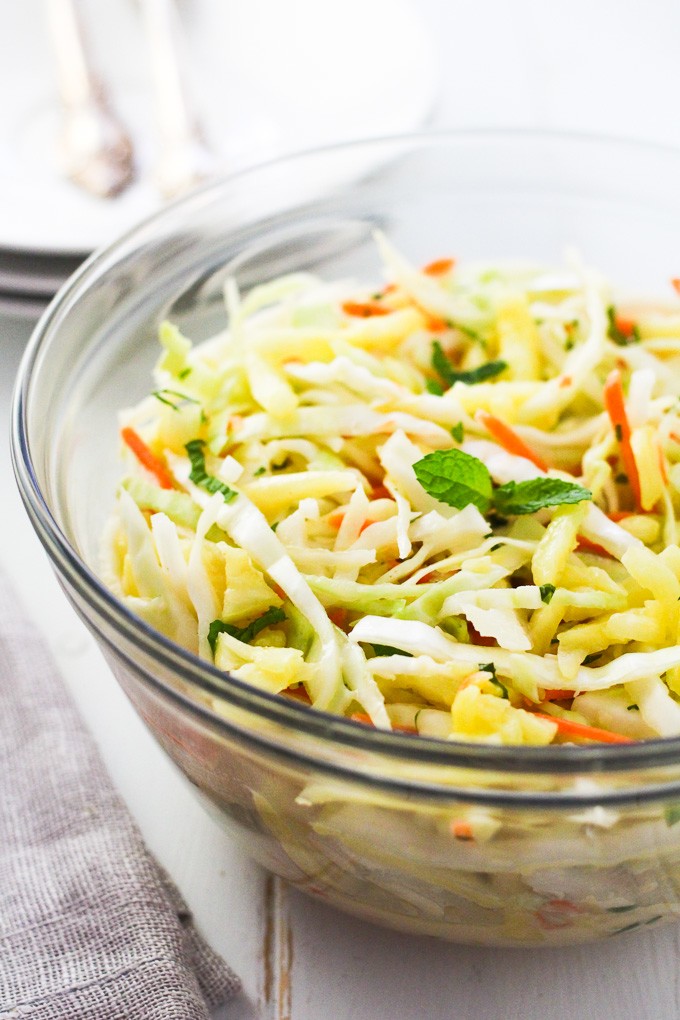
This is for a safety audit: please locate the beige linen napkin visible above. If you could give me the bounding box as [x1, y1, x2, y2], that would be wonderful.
[0, 572, 241, 1019]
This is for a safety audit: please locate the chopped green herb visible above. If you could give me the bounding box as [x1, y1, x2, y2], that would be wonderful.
[478, 662, 497, 677]
[450, 422, 465, 443]
[627, 703, 639, 711]
[370, 644, 413, 658]
[664, 804, 680, 827]
[539, 584, 556, 604]
[185, 439, 236, 502]
[253, 466, 267, 477]
[178, 367, 192, 380]
[564, 338, 575, 351]
[152, 388, 200, 412]
[425, 379, 444, 396]
[432, 341, 507, 387]
[208, 606, 286, 655]
[612, 920, 644, 935]
[607, 904, 637, 913]
[607, 305, 630, 346]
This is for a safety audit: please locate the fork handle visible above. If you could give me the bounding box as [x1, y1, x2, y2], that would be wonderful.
[45, 0, 135, 198]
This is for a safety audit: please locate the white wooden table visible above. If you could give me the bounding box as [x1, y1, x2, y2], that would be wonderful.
[5, 2, 680, 1015]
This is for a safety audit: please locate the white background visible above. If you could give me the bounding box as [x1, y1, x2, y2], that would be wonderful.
[4, 2, 680, 1017]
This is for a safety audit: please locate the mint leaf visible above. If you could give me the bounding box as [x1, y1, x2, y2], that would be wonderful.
[208, 606, 286, 655]
[432, 341, 507, 387]
[539, 584, 556, 604]
[493, 478, 592, 516]
[413, 449, 493, 512]
[186, 439, 236, 502]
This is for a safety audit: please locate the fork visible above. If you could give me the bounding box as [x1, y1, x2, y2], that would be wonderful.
[138, 0, 216, 199]
[45, 0, 135, 199]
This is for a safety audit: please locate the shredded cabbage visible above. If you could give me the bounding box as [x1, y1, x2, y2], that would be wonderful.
[107, 242, 680, 745]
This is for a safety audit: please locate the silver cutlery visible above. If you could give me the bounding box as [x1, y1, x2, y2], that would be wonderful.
[138, 0, 216, 199]
[45, 0, 135, 199]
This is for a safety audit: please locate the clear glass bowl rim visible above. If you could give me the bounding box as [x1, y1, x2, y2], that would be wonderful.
[13, 127, 680, 802]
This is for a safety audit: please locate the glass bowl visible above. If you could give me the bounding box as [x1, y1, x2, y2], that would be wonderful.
[13, 131, 680, 946]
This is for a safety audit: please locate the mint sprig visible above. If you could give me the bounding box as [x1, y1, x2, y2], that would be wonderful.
[413, 449, 592, 516]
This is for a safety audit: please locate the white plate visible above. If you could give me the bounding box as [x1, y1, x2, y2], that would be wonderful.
[0, 0, 437, 256]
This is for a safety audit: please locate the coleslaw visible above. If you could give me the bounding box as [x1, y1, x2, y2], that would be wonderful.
[104, 237, 680, 748]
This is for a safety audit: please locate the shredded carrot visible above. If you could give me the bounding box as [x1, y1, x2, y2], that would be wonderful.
[576, 536, 613, 558]
[475, 411, 549, 472]
[327, 509, 373, 534]
[227, 414, 243, 432]
[672, 278, 680, 296]
[559, 375, 572, 389]
[328, 607, 348, 630]
[350, 712, 417, 733]
[121, 427, 175, 490]
[539, 689, 574, 703]
[327, 509, 345, 529]
[282, 686, 312, 705]
[369, 484, 392, 500]
[423, 257, 455, 277]
[603, 369, 641, 509]
[606, 510, 636, 522]
[533, 712, 633, 745]
[450, 820, 474, 840]
[657, 440, 670, 486]
[614, 316, 637, 338]
[425, 315, 449, 332]
[342, 300, 390, 318]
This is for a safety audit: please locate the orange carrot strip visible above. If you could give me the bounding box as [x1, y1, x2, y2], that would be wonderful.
[282, 686, 312, 705]
[328, 607, 348, 630]
[425, 315, 450, 332]
[539, 689, 574, 702]
[451, 820, 474, 840]
[423, 258, 455, 277]
[121, 427, 175, 490]
[606, 510, 636, 522]
[476, 411, 549, 472]
[533, 713, 633, 745]
[342, 301, 390, 318]
[672, 278, 680, 296]
[327, 509, 345, 529]
[603, 369, 641, 509]
[370, 484, 392, 500]
[576, 536, 613, 558]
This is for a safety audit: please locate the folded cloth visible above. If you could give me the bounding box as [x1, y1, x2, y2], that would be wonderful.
[0, 573, 241, 1019]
